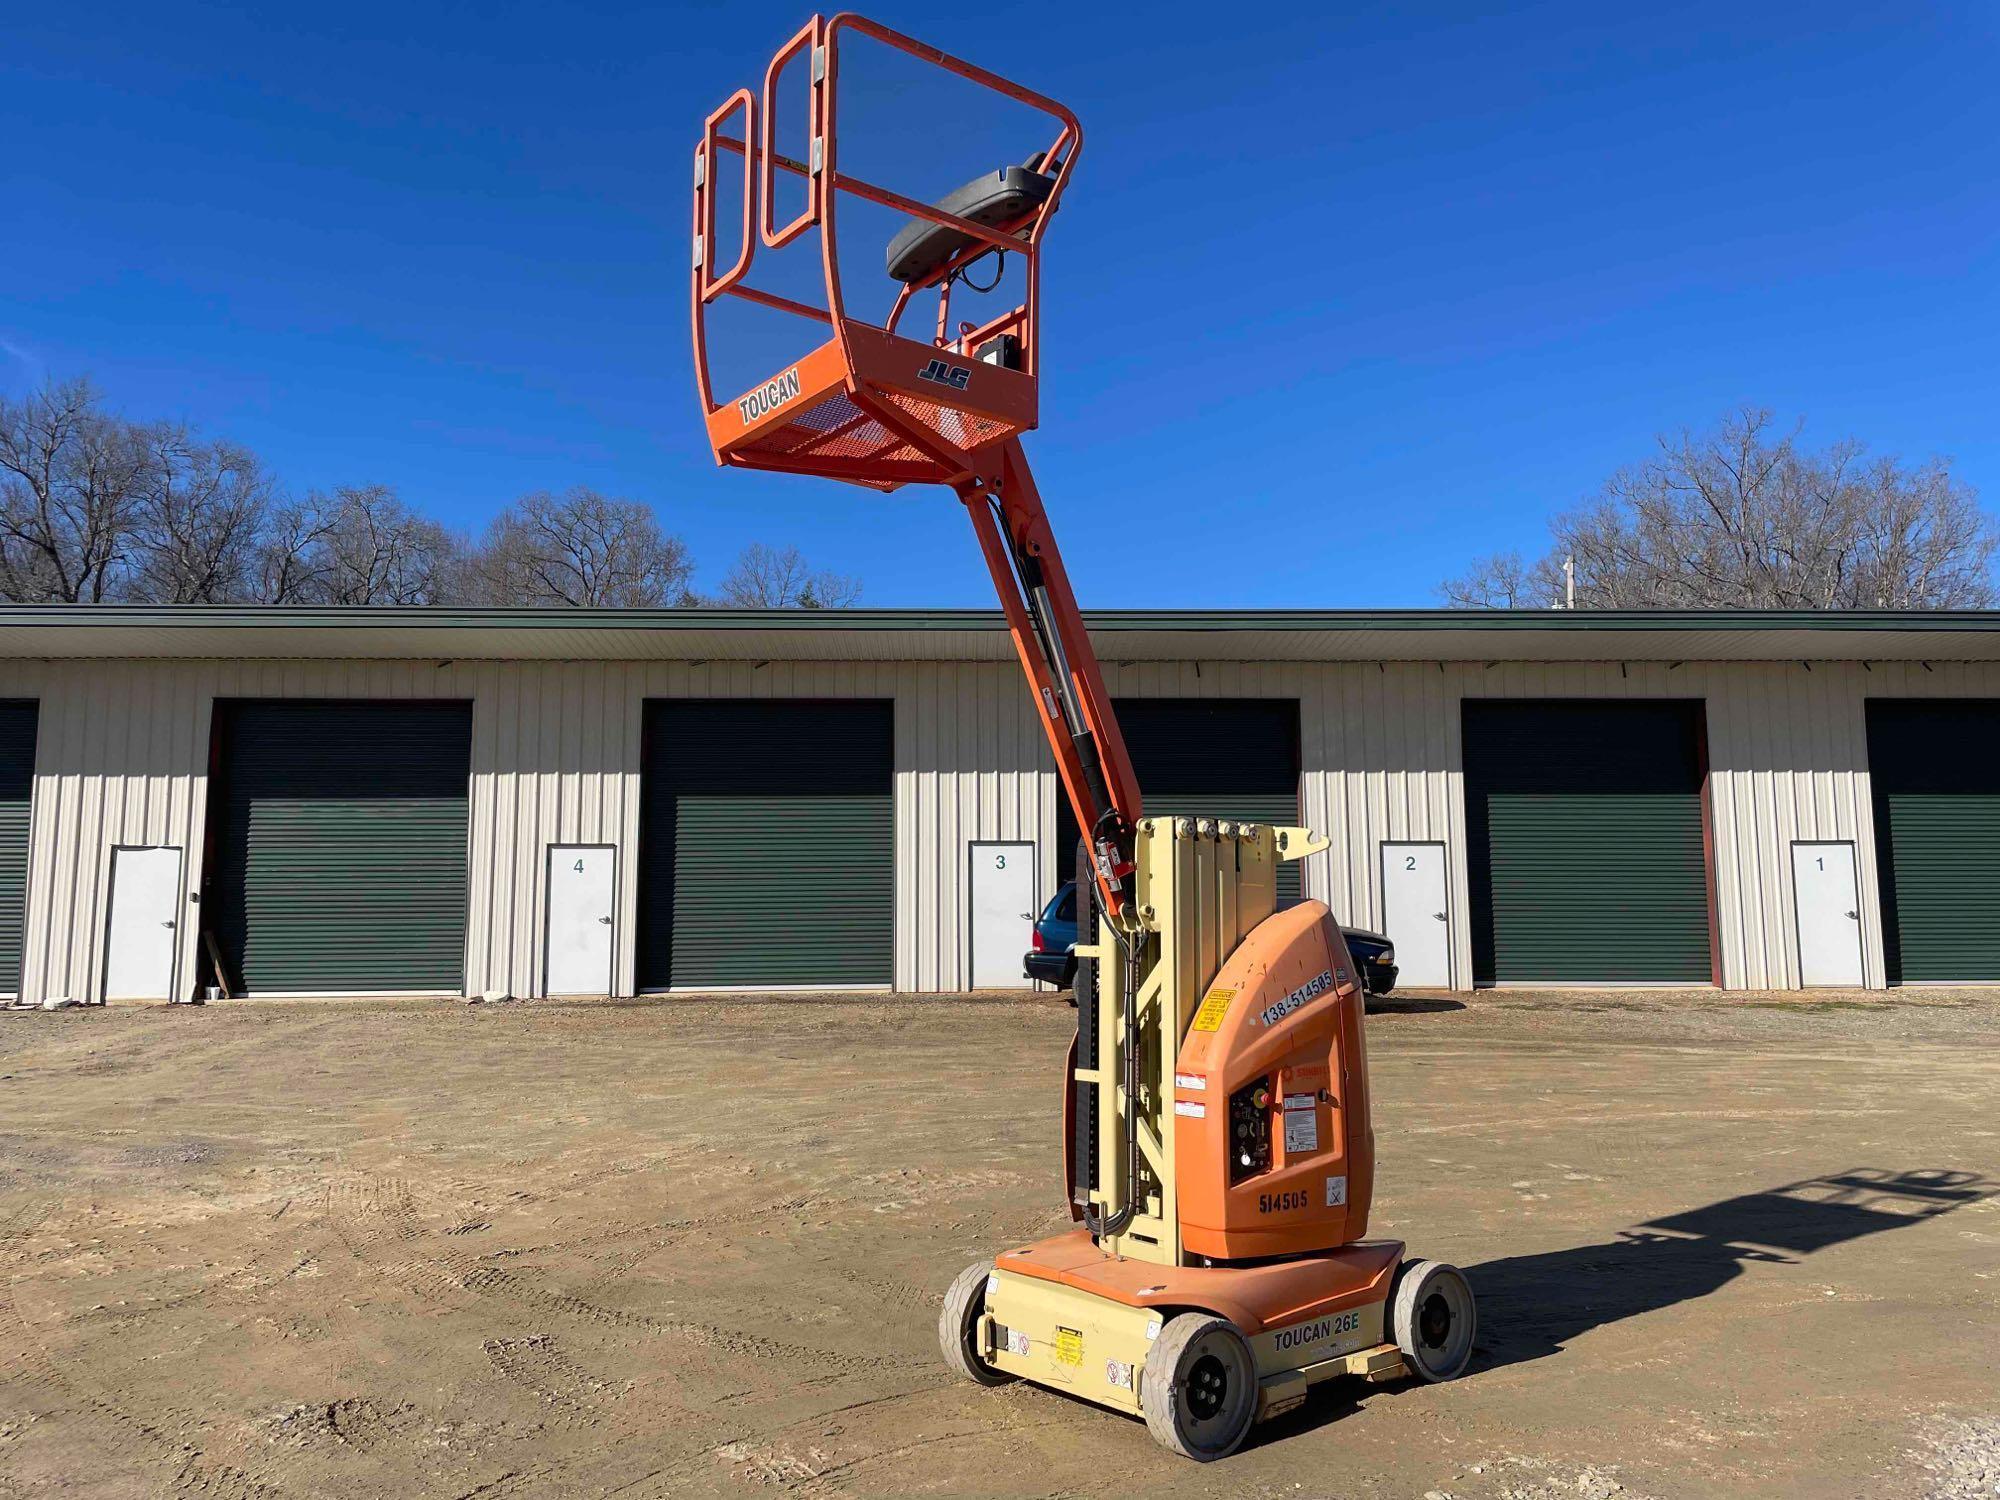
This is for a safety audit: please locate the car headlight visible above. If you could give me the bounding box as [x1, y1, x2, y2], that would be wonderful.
[1380, 947, 1393, 965]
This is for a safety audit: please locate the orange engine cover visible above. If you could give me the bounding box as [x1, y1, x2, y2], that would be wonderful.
[1174, 901, 1375, 1260]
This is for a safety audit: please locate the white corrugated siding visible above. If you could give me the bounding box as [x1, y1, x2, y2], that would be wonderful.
[6, 653, 1999, 1003]
[1102, 658, 2000, 989]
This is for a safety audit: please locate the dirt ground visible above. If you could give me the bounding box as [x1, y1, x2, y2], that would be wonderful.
[0, 989, 1995, 1500]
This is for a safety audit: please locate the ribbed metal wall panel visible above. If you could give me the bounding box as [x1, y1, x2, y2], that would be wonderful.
[1463, 700, 1711, 983]
[637, 699, 893, 988]
[1866, 698, 2000, 983]
[211, 701, 472, 993]
[0, 702, 38, 995]
[1057, 696, 1304, 904]
[5, 652, 2000, 1004]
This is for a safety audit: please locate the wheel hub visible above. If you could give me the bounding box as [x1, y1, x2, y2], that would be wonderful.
[1419, 1290, 1453, 1348]
[1185, 1352, 1229, 1421]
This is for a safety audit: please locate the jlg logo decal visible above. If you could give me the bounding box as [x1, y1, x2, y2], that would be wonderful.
[737, 367, 801, 424]
[917, 357, 971, 390]
[1258, 1189, 1310, 1214]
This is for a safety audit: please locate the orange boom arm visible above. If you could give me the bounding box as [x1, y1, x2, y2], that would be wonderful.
[689, 12, 1141, 916]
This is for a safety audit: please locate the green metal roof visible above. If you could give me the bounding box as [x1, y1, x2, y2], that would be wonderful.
[0, 605, 1997, 663]
[0, 605, 1998, 632]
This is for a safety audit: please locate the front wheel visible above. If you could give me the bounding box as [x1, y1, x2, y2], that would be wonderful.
[1390, 1258, 1477, 1382]
[1141, 1313, 1257, 1461]
[938, 1260, 1015, 1387]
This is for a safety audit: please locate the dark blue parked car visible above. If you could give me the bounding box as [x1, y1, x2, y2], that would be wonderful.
[1025, 881, 1398, 1001]
[1023, 883, 1080, 987]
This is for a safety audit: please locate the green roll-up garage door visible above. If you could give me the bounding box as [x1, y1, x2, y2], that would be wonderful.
[1058, 698, 1302, 906]
[1464, 700, 1712, 985]
[210, 701, 472, 994]
[0, 703, 38, 996]
[638, 700, 893, 989]
[1867, 700, 2000, 984]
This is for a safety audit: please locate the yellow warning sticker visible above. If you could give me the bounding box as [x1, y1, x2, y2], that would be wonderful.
[1055, 1326, 1084, 1365]
[1191, 987, 1236, 1033]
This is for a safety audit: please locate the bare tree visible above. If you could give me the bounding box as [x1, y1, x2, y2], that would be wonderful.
[1437, 550, 1539, 609]
[1441, 409, 1997, 610]
[469, 488, 692, 607]
[717, 542, 863, 609]
[256, 485, 463, 605]
[251, 498, 338, 604]
[0, 380, 148, 601]
[130, 427, 276, 602]
[5, 375, 867, 613]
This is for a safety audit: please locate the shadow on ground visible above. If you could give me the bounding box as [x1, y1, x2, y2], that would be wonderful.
[1368, 995, 1467, 1015]
[1252, 1168, 1991, 1455]
[1467, 1167, 1995, 1370]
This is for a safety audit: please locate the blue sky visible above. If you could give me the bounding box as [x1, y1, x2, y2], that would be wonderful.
[5, 2, 1997, 606]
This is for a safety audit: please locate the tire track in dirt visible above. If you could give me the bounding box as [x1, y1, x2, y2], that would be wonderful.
[645, 1383, 1089, 1497]
[635, 1383, 946, 1494]
[318, 1173, 897, 1380]
[480, 1334, 622, 1432]
[0, 1196, 288, 1500]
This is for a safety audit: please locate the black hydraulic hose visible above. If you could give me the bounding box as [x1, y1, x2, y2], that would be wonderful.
[1009, 539, 1122, 856]
[988, 498, 1143, 1240]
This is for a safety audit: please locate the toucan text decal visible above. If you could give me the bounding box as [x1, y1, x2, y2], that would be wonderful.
[1271, 1309, 1362, 1353]
[1258, 968, 1334, 1027]
[738, 367, 802, 424]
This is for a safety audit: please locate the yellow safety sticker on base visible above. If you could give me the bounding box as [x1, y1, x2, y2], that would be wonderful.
[1190, 987, 1235, 1033]
[1055, 1326, 1084, 1365]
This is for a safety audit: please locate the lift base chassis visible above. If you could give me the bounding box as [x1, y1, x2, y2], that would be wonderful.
[980, 1252, 1409, 1424]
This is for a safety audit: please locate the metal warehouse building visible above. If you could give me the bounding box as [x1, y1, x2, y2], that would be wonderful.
[3, 605, 1999, 1005]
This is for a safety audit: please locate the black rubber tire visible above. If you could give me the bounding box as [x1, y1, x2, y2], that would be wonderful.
[938, 1259, 1014, 1387]
[1390, 1258, 1477, 1382]
[1140, 1312, 1257, 1461]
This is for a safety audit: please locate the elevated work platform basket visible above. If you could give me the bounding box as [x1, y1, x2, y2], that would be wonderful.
[691, 14, 1080, 490]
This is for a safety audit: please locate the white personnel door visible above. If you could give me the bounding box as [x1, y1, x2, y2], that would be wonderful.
[970, 841, 1036, 989]
[546, 845, 615, 994]
[1792, 841, 1863, 987]
[1380, 841, 1450, 988]
[105, 846, 183, 1000]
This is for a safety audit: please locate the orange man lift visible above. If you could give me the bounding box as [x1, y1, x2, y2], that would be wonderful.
[692, 15, 1476, 1459]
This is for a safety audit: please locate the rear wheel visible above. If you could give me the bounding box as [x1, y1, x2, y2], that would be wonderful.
[1141, 1313, 1257, 1461]
[1390, 1259, 1477, 1382]
[938, 1260, 1014, 1387]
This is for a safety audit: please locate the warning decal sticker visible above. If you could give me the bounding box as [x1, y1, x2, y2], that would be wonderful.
[1190, 988, 1235, 1033]
[1055, 1326, 1084, 1365]
[1282, 1093, 1319, 1154]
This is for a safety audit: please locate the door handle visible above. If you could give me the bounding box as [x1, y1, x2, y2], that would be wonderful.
[1019, 912, 1033, 921]
[598, 916, 613, 925]
[161, 919, 176, 928]
[1845, 911, 1858, 920]
[1432, 912, 1447, 921]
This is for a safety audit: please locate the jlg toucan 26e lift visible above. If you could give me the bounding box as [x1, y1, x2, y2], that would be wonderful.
[692, 15, 1476, 1459]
